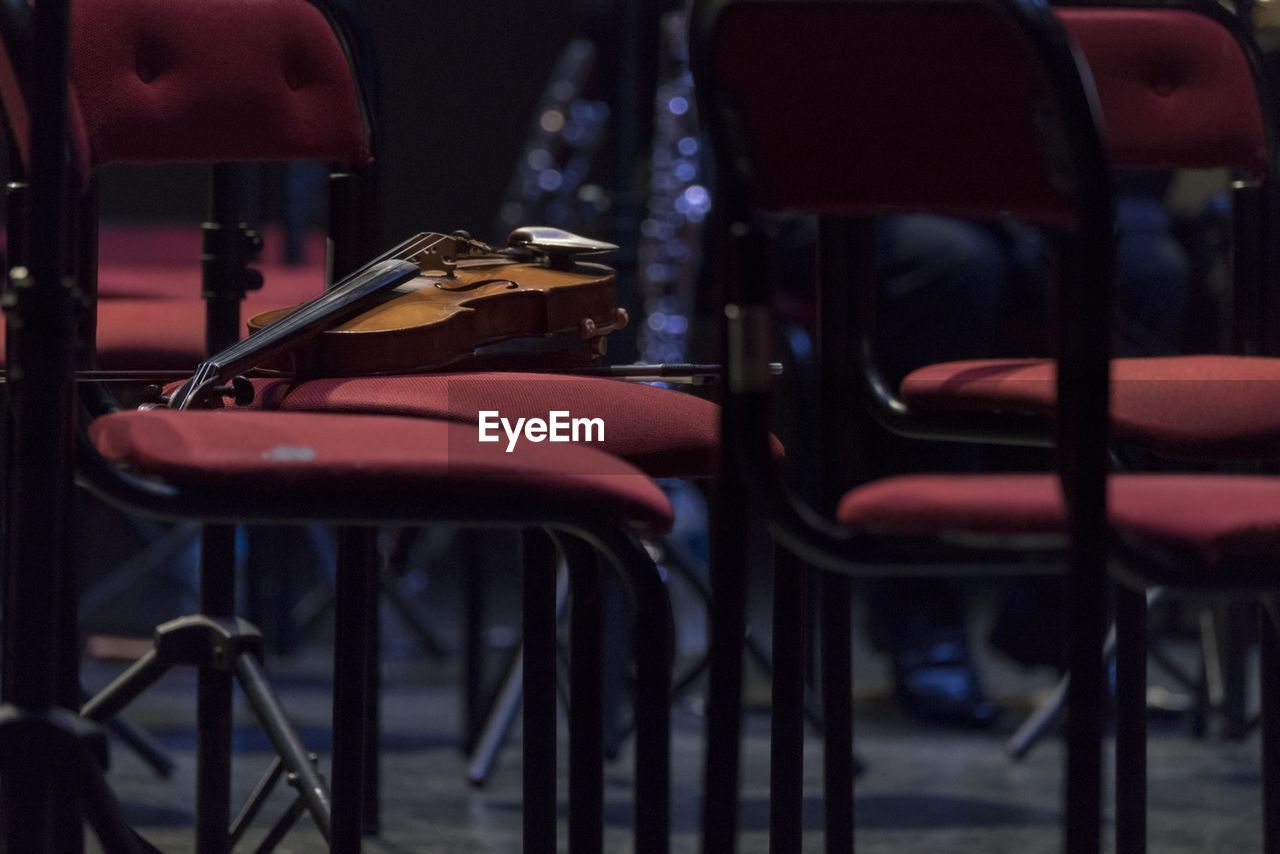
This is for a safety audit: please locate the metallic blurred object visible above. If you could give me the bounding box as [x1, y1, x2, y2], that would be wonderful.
[637, 11, 707, 364]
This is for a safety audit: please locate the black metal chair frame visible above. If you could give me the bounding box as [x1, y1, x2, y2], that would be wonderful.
[0, 0, 148, 850]
[692, 0, 1280, 851]
[0, 3, 675, 854]
[847, 0, 1280, 765]
[71, 437, 677, 854]
[844, 0, 1280, 450]
[687, 1, 1145, 853]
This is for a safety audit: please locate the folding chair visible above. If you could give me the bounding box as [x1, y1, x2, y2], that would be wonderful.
[0, 2, 678, 852]
[77, 410, 675, 854]
[690, 1, 1280, 852]
[891, 0, 1280, 463]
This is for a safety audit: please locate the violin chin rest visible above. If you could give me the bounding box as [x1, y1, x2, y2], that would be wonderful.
[507, 226, 618, 256]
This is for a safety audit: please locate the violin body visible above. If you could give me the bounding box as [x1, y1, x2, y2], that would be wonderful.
[167, 229, 625, 409]
[246, 258, 625, 376]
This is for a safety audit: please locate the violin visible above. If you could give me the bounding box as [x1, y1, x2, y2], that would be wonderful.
[167, 228, 628, 410]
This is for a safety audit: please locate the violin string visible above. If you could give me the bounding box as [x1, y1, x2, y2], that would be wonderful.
[207, 232, 445, 369]
[182, 230, 515, 406]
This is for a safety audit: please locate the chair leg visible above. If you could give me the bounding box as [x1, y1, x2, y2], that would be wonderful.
[771, 544, 806, 854]
[560, 534, 605, 854]
[195, 524, 236, 854]
[1260, 599, 1280, 854]
[821, 573, 854, 854]
[702, 481, 750, 854]
[81, 523, 334, 849]
[363, 531, 388, 838]
[1220, 600, 1252, 740]
[466, 641, 525, 786]
[466, 570, 571, 787]
[1114, 584, 1146, 854]
[330, 527, 376, 852]
[462, 533, 490, 754]
[362, 583, 381, 838]
[1064, 542, 1107, 854]
[575, 523, 673, 854]
[233, 655, 331, 840]
[523, 529, 560, 854]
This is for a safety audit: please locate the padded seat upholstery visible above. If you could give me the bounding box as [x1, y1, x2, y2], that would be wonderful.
[271, 372, 779, 479]
[838, 472, 1280, 571]
[89, 409, 673, 534]
[901, 355, 1280, 460]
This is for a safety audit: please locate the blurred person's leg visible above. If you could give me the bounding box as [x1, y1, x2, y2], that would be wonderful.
[990, 191, 1192, 674]
[868, 215, 1013, 727]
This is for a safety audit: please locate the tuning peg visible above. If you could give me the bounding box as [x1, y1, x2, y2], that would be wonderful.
[141, 384, 171, 406]
[211, 375, 255, 407]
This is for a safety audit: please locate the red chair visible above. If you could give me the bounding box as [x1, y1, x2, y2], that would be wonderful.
[77, 409, 676, 854]
[2, 0, 372, 372]
[879, 3, 1280, 461]
[0, 2, 678, 852]
[692, 0, 1280, 852]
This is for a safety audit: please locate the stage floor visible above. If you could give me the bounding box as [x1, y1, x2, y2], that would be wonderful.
[85, 646, 1262, 853]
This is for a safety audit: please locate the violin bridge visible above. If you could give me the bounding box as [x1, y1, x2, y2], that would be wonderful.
[410, 232, 497, 278]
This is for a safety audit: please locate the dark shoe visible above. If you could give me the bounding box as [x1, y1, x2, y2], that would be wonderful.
[893, 637, 1002, 729]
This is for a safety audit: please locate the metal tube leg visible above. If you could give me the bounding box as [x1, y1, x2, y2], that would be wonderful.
[461, 533, 489, 754]
[101, 710, 176, 779]
[77, 752, 149, 854]
[467, 572, 569, 788]
[1114, 584, 1146, 854]
[234, 655, 331, 842]
[1064, 546, 1106, 854]
[1222, 600, 1251, 740]
[563, 536, 604, 854]
[1261, 600, 1280, 854]
[362, 569, 381, 838]
[629, 564, 673, 854]
[81, 651, 169, 723]
[329, 527, 376, 852]
[523, 530, 560, 854]
[821, 574, 853, 854]
[702, 481, 749, 854]
[771, 545, 806, 854]
[580, 524, 673, 854]
[466, 644, 525, 786]
[196, 524, 236, 854]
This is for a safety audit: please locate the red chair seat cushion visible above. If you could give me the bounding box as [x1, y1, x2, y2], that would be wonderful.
[272, 373, 777, 479]
[88, 409, 673, 535]
[837, 472, 1280, 571]
[901, 355, 1280, 460]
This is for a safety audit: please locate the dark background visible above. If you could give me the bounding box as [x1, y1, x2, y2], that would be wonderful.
[95, 1, 588, 240]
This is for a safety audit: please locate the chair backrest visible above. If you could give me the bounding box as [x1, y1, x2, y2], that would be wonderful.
[693, 0, 1112, 230]
[692, 0, 1116, 577]
[0, 1, 93, 188]
[68, 0, 371, 168]
[1060, 4, 1272, 176]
